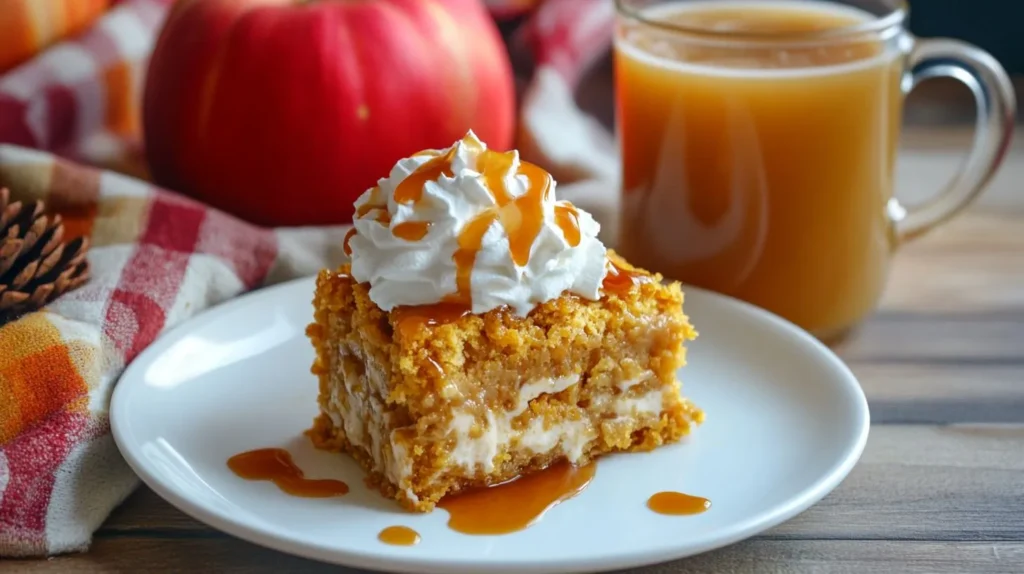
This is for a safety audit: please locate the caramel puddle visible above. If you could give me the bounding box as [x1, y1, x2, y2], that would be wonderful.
[378, 525, 421, 546]
[438, 460, 596, 535]
[647, 491, 711, 515]
[227, 448, 349, 498]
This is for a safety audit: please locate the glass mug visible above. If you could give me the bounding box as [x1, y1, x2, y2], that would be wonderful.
[613, 0, 1016, 339]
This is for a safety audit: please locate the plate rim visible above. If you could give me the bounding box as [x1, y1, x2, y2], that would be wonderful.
[110, 275, 870, 574]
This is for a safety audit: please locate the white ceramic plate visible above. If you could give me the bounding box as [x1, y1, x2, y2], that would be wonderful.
[111, 276, 869, 574]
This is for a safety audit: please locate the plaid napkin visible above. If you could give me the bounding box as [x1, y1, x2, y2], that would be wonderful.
[0, 0, 618, 558]
[0, 0, 172, 180]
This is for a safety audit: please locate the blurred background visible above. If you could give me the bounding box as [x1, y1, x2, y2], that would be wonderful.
[1, 0, 1021, 215]
[554, 0, 1024, 128]
[905, 0, 1023, 124]
[543, 0, 1024, 212]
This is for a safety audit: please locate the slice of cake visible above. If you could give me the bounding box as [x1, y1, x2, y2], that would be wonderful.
[306, 132, 702, 511]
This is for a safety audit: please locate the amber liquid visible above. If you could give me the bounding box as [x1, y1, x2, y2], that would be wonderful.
[647, 491, 712, 515]
[378, 525, 421, 546]
[227, 448, 706, 533]
[616, 1, 904, 336]
[438, 460, 596, 535]
[226, 448, 349, 498]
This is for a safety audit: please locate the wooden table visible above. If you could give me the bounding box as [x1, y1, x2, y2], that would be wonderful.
[12, 127, 1024, 573]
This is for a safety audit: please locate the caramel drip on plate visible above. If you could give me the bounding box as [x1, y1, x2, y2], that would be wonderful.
[438, 460, 596, 535]
[392, 221, 431, 241]
[227, 448, 349, 498]
[378, 525, 421, 546]
[647, 491, 711, 515]
[602, 258, 653, 295]
[391, 303, 471, 338]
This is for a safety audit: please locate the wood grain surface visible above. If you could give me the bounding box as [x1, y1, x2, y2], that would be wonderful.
[7, 127, 1024, 572]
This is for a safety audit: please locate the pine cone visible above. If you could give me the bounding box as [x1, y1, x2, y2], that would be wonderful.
[0, 187, 90, 324]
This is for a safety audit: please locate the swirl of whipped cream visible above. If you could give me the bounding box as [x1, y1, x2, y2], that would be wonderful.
[347, 131, 608, 316]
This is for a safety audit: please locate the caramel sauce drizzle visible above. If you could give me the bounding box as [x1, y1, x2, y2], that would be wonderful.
[390, 303, 471, 339]
[445, 148, 554, 305]
[426, 357, 446, 378]
[554, 201, 581, 247]
[354, 185, 425, 243]
[392, 221, 431, 241]
[438, 460, 596, 535]
[227, 448, 349, 498]
[356, 194, 384, 218]
[378, 525, 421, 546]
[352, 135, 596, 333]
[355, 186, 388, 223]
[342, 228, 357, 257]
[448, 212, 496, 307]
[394, 144, 463, 205]
[356, 206, 390, 226]
[602, 258, 653, 295]
[647, 491, 711, 515]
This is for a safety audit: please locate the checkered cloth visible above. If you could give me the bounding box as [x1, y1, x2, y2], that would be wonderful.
[0, 0, 171, 180]
[0, 1, 113, 75]
[0, 0, 618, 558]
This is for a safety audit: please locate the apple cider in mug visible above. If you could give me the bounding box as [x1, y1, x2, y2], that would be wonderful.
[616, 0, 905, 336]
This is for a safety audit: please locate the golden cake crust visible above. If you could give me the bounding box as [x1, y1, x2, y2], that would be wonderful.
[306, 253, 702, 512]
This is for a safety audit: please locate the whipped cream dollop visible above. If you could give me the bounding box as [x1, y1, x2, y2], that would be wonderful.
[347, 131, 608, 316]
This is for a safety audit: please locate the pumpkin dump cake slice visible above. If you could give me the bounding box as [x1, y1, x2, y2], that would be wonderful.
[306, 131, 703, 511]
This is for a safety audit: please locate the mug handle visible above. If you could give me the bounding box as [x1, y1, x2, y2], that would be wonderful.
[890, 38, 1017, 243]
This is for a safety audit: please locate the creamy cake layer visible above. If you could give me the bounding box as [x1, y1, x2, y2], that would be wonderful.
[306, 267, 701, 511]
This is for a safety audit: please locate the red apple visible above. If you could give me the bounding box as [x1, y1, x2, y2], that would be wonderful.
[143, 0, 515, 226]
